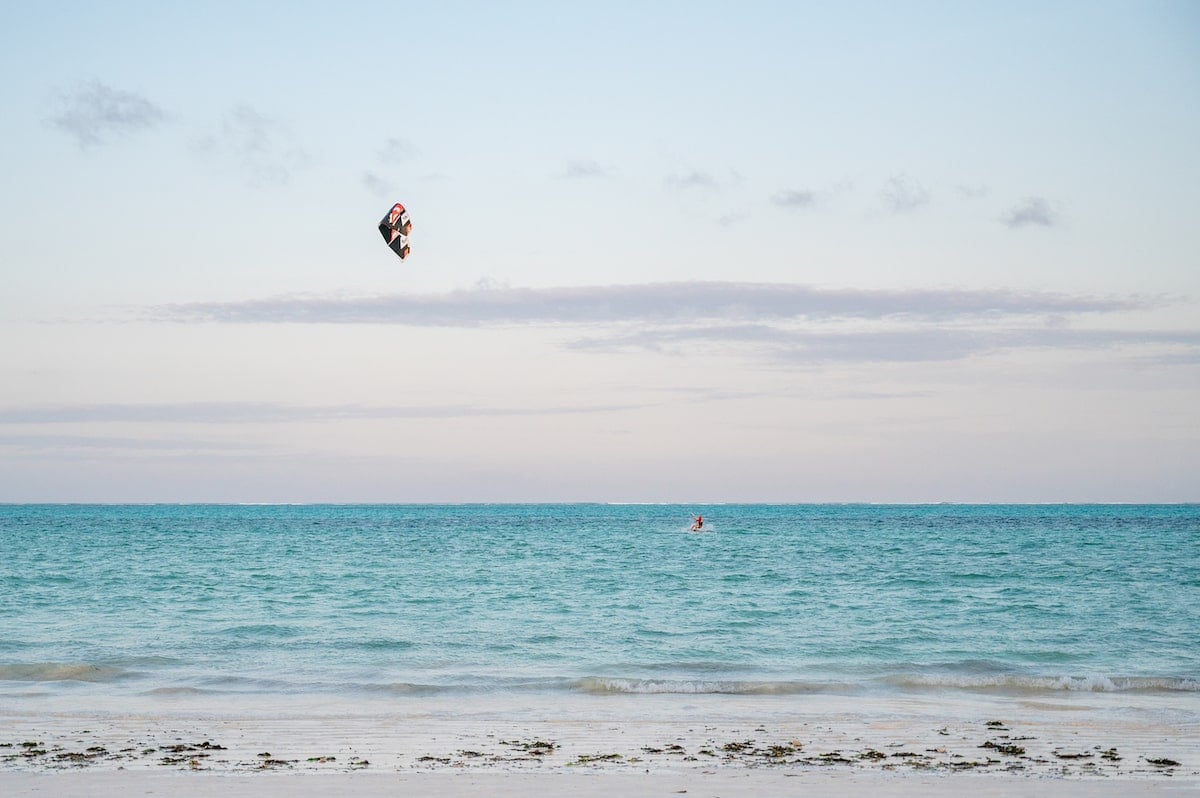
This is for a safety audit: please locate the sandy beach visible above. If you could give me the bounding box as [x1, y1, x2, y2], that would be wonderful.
[3, 703, 1196, 796]
[4, 769, 1198, 798]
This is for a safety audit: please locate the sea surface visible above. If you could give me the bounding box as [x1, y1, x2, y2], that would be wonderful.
[1, 504, 1197, 717]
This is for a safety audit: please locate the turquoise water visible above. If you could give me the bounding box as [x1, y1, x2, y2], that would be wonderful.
[1, 504, 1196, 707]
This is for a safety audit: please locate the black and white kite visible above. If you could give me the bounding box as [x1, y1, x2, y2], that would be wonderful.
[378, 202, 412, 260]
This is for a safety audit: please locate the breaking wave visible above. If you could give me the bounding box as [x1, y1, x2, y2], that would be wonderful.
[573, 677, 835, 695]
[573, 673, 1200, 696]
[0, 662, 128, 683]
[884, 673, 1200, 693]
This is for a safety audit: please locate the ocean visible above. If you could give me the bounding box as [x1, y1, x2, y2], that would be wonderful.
[2, 503, 1196, 718]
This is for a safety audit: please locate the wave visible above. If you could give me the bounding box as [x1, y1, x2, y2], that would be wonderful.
[217, 623, 302, 638]
[345, 638, 417, 652]
[573, 677, 837, 695]
[140, 686, 214, 697]
[884, 672, 1200, 693]
[342, 673, 1200, 697]
[355, 681, 459, 696]
[537, 671, 1200, 696]
[0, 662, 128, 683]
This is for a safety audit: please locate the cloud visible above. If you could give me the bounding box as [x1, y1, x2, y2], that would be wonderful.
[362, 138, 418, 195]
[362, 171, 392, 197]
[567, 322, 1200, 364]
[771, 189, 818, 209]
[880, 174, 930, 214]
[134, 281, 1200, 367]
[956, 183, 989, 200]
[193, 105, 310, 186]
[0, 400, 645, 426]
[773, 180, 853, 212]
[0, 434, 256, 452]
[1003, 196, 1059, 228]
[561, 159, 611, 179]
[568, 324, 986, 362]
[665, 170, 719, 191]
[377, 136, 416, 165]
[664, 169, 743, 192]
[147, 281, 1150, 327]
[49, 81, 166, 149]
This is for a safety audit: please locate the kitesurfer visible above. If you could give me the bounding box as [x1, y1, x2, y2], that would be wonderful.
[691, 515, 703, 531]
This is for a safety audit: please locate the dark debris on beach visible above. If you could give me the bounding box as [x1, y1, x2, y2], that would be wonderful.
[0, 720, 1192, 779]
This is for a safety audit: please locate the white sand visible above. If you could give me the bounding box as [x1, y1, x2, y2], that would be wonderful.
[3, 769, 1198, 798]
[2, 702, 1196, 796]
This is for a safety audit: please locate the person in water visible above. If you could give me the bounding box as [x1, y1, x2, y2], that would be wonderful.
[691, 515, 703, 531]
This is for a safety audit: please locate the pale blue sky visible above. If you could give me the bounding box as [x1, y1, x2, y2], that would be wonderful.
[2, 1, 1198, 501]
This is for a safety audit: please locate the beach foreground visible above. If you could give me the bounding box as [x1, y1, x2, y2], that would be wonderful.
[2, 705, 1195, 796]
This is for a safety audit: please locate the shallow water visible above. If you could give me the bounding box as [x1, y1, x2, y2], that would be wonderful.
[1, 504, 1196, 713]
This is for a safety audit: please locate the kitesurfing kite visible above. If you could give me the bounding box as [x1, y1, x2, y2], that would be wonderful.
[378, 202, 412, 260]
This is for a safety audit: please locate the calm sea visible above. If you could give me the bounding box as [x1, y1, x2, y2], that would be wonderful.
[1, 504, 1196, 713]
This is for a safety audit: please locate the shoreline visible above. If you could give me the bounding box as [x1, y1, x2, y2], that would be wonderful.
[5, 691, 1197, 796]
[3, 710, 1193, 780]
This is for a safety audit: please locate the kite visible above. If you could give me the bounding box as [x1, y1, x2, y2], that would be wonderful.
[378, 202, 413, 260]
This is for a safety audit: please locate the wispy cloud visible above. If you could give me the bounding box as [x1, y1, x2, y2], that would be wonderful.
[665, 170, 719, 191]
[193, 105, 310, 186]
[362, 138, 417, 196]
[377, 136, 416, 165]
[956, 183, 989, 200]
[567, 322, 1200, 363]
[49, 81, 166, 149]
[0, 400, 645, 426]
[880, 174, 930, 214]
[148, 281, 1149, 327]
[665, 169, 743, 192]
[567, 324, 983, 362]
[771, 189, 818, 209]
[0, 433, 256, 451]
[773, 179, 852, 212]
[1003, 196, 1059, 228]
[561, 159, 611, 179]
[362, 171, 392, 197]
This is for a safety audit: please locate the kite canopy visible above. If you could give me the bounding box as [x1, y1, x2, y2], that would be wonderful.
[378, 202, 412, 260]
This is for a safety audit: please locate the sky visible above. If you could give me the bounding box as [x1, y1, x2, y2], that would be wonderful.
[1, 1, 1198, 503]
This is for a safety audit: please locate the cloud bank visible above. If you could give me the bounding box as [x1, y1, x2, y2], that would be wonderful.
[150, 281, 1148, 327]
[131, 281, 1200, 366]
